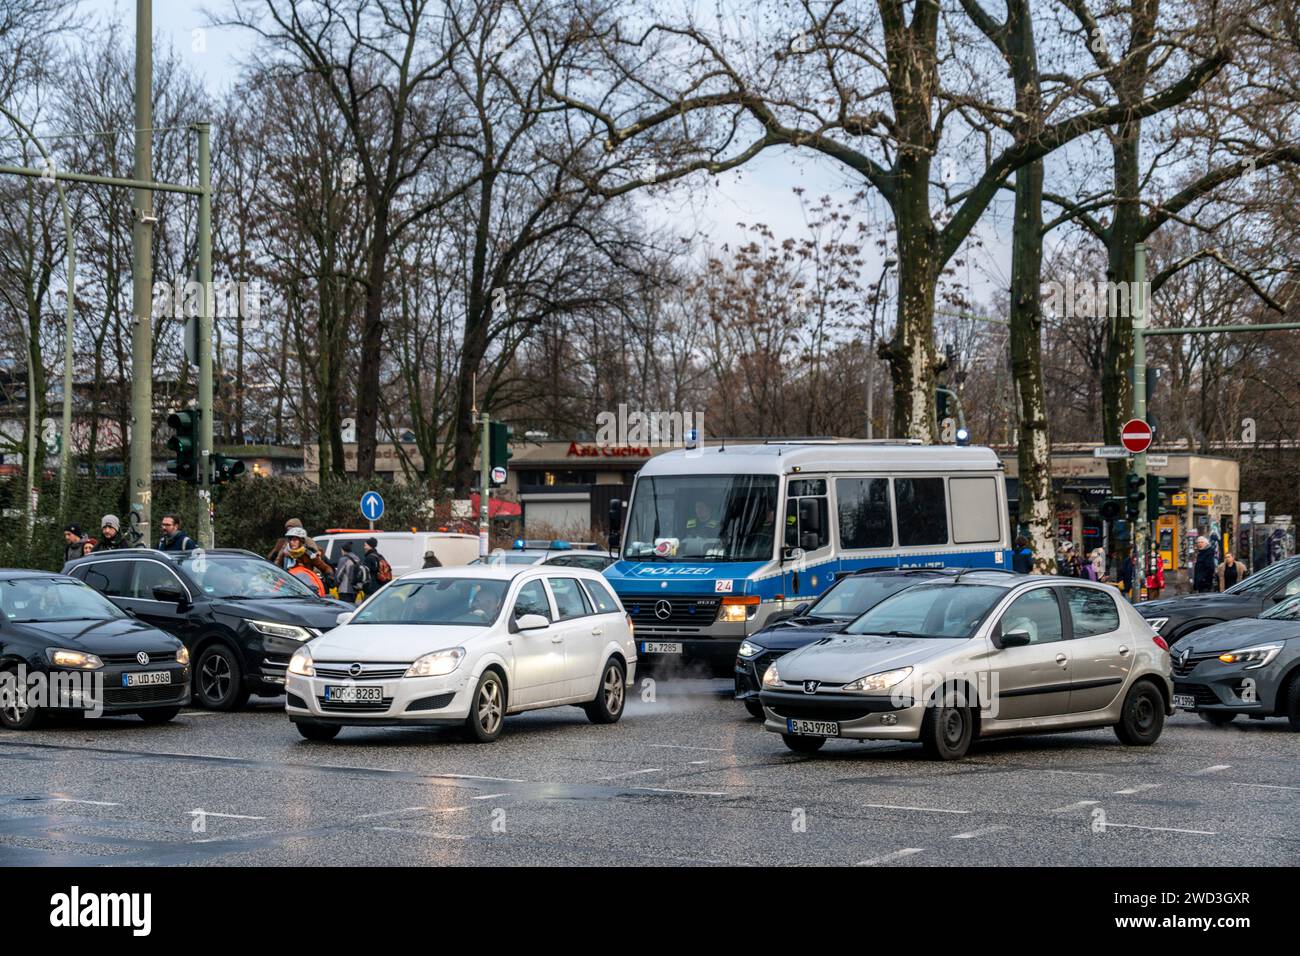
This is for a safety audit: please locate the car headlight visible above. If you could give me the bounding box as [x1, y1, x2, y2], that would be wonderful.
[176, 646, 190, 665]
[46, 648, 103, 670]
[288, 648, 314, 677]
[405, 648, 465, 678]
[1217, 643, 1282, 669]
[249, 620, 314, 641]
[761, 662, 781, 687]
[842, 666, 913, 693]
[1144, 617, 1169, 634]
[738, 640, 764, 659]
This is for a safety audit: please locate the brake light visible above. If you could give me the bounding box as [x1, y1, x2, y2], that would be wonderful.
[1153, 635, 1169, 652]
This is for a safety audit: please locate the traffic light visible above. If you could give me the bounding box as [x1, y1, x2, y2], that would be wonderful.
[1146, 475, 1166, 517]
[1099, 498, 1125, 521]
[212, 453, 245, 485]
[489, 420, 513, 471]
[166, 409, 200, 484]
[1125, 471, 1145, 521]
[936, 389, 951, 422]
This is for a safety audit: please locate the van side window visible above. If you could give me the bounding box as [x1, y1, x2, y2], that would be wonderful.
[949, 476, 1001, 544]
[785, 479, 830, 553]
[837, 478, 893, 549]
[894, 477, 948, 546]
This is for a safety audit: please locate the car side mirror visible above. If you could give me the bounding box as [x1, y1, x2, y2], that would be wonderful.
[792, 602, 811, 618]
[514, 613, 550, 632]
[153, 585, 186, 608]
[336, 611, 354, 626]
[782, 546, 805, 565]
[996, 629, 1032, 649]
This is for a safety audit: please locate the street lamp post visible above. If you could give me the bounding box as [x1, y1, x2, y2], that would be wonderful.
[865, 258, 895, 439]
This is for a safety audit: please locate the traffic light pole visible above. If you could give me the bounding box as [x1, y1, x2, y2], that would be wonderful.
[195, 123, 214, 549]
[130, 0, 154, 547]
[479, 413, 490, 557]
[1132, 244, 1148, 593]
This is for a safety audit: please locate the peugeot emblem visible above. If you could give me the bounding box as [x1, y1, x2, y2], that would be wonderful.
[803, 680, 820, 695]
[654, 599, 672, 620]
[136, 651, 149, 666]
[348, 662, 364, 677]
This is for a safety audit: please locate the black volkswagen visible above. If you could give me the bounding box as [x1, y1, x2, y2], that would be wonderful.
[0, 570, 190, 729]
[65, 549, 349, 711]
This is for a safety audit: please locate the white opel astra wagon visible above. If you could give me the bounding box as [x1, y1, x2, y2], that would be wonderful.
[286, 566, 636, 742]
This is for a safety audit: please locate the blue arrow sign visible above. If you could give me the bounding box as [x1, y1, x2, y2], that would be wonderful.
[360, 490, 385, 522]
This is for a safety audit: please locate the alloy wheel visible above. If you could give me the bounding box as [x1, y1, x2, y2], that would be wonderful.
[477, 678, 503, 735]
[603, 665, 625, 715]
[201, 653, 232, 703]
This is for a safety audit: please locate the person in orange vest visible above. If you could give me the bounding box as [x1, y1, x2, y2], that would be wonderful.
[276, 526, 334, 596]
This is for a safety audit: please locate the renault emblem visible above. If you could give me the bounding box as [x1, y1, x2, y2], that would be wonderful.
[1179, 647, 1190, 667]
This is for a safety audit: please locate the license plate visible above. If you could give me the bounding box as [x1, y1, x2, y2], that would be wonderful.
[786, 718, 839, 737]
[1172, 693, 1197, 710]
[122, 671, 171, 687]
[641, 642, 682, 655]
[325, 685, 383, 703]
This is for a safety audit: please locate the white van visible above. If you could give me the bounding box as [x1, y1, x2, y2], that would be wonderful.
[314, 531, 480, 577]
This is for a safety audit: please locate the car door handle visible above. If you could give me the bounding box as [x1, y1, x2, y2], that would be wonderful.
[551, 635, 564, 644]
[591, 627, 603, 636]
[1117, 645, 1130, 656]
[1055, 653, 1068, 665]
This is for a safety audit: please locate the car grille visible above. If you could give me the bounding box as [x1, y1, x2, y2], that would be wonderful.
[317, 696, 393, 713]
[1171, 652, 1220, 678]
[623, 595, 720, 630]
[100, 652, 170, 665]
[103, 684, 187, 706]
[314, 663, 409, 680]
[1173, 682, 1219, 706]
[746, 650, 789, 683]
[768, 701, 877, 722]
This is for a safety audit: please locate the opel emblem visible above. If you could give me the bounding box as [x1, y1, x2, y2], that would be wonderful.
[654, 600, 672, 621]
[136, 651, 149, 666]
[803, 680, 820, 695]
[348, 662, 364, 677]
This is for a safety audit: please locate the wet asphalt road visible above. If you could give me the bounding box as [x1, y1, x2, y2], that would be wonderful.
[0, 679, 1295, 867]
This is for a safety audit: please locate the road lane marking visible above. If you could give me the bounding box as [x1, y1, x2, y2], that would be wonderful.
[648, 744, 727, 752]
[356, 806, 428, 820]
[688, 760, 711, 765]
[1227, 782, 1300, 792]
[951, 825, 1010, 840]
[598, 768, 663, 781]
[190, 810, 266, 820]
[1050, 800, 1099, 813]
[1194, 765, 1231, 774]
[630, 787, 726, 797]
[1114, 784, 1161, 795]
[372, 826, 469, 841]
[1104, 823, 1217, 835]
[860, 803, 970, 815]
[857, 848, 924, 866]
[440, 773, 525, 783]
[472, 793, 508, 801]
[49, 798, 120, 807]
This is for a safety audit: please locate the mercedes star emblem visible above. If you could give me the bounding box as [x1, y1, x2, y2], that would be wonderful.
[654, 600, 672, 620]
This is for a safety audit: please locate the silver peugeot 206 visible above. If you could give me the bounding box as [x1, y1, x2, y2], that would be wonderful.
[758, 571, 1174, 759]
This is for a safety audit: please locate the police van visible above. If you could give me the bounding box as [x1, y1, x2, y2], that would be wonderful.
[603, 441, 1012, 671]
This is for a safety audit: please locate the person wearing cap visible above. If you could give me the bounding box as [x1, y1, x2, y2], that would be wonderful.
[95, 514, 128, 551]
[267, 517, 318, 563]
[422, 550, 442, 569]
[362, 537, 383, 584]
[62, 525, 87, 564]
[275, 526, 334, 596]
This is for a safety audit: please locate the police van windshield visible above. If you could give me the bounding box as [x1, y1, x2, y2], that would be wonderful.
[623, 475, 779, 562]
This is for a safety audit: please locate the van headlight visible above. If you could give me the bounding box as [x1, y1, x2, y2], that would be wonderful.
[738, 640, 764, 659]
[46, 648, 103, 670]
[1217, 644, 1282, 669]
[843, 666, 913, 693]
[288, 648, 314, 677]
[405, 648, 465, 678]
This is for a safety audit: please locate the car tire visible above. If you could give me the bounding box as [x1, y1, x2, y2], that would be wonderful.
[920, 692, 973, 760]
[744, 699, 765, 720]
[194, 644, 250, 711]
[296, 721, 341, 742]
[583, 658, 626, 724]
[781, 733, 825, 754]
[1114, 680, 1165, 746]
[1285, 674, 1300, 732]
[0, 670, 42, 731]
[138, 707, 181, 724]
[1198, 711, 1236, 727]
[463, 670, 506, 743]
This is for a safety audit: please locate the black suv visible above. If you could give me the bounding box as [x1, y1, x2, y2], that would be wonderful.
[735, 568, 988, 718]
[64, 549, 349, 710]
[1136, 556, 1300, 645]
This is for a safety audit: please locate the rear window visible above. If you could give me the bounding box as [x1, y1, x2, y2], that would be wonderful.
[549, 577, 593, 620]
[1064, 587, 1120, 637]
[581, 578, 622, 614]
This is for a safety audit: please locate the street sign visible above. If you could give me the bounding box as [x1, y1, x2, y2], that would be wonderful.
[491, 466, 507, 485]
[1120, 419, 1153, 454]
[1172, 493, 1188, 507]
[1093, 446, 1130, 459]
[360, 490, 385, 523]
[1146, 454, 1169, 467]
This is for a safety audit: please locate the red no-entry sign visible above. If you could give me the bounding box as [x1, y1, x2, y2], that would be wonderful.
[1121, 419, 1153, 454]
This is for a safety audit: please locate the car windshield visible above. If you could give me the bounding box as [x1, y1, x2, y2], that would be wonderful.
[545, 554, 612, 570]
[844, 583, 1006, 639]
[0, 577, 125, 623]
[1224, 559, 1295, 595]
[352, 578, 509, 626]
[1261, 594, 1300, 621]
[623, 474, 779, 562]
[174, 554, 316, 599]
[809, 575, 925, 619]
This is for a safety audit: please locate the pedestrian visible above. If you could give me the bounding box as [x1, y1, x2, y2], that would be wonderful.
[157, 514, 197, 552]
[1192, 535, 1217, 593]
[61, 524, 86, 564]
[267, 517, 319, 564]
[362, 537, 393, 592]
[422, 549, 442, 570]
[1145, 552, 1165, 600]
[95, 514, 129, 551]
[1012, 536, 1033, 574]
[1218, 551, 1246, 591]
[275, 526, 333, 596]
[1059, 541, 1083, 577]
[334, 540, 366, 604]
[1119, 547, 1136, 597]
[80, 538, 97, 557]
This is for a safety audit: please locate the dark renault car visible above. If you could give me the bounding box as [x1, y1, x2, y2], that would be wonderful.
[1136, 556, 1300, 645]
[64, 549, 348, 710]
[0, 570, 189, 728]
[735, 568, 983, 718]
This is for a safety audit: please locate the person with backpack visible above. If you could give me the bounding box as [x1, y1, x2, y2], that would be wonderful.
[276, 526, 334, 597]
[1011, 536, 1033, 574]
[335, 540, 368, 604]
[362, 537, 394, 594]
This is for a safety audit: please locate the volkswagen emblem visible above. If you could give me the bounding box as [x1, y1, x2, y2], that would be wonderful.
[654, 599, 672, 621]
[803, 680, 820, 695]
[348, 662, 364, 677]
[135, 651, 149, 666]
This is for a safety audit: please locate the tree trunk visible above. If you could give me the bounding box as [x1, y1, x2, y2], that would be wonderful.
[1103, 122, 1143, 495]
[354, 207, 391, 478]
